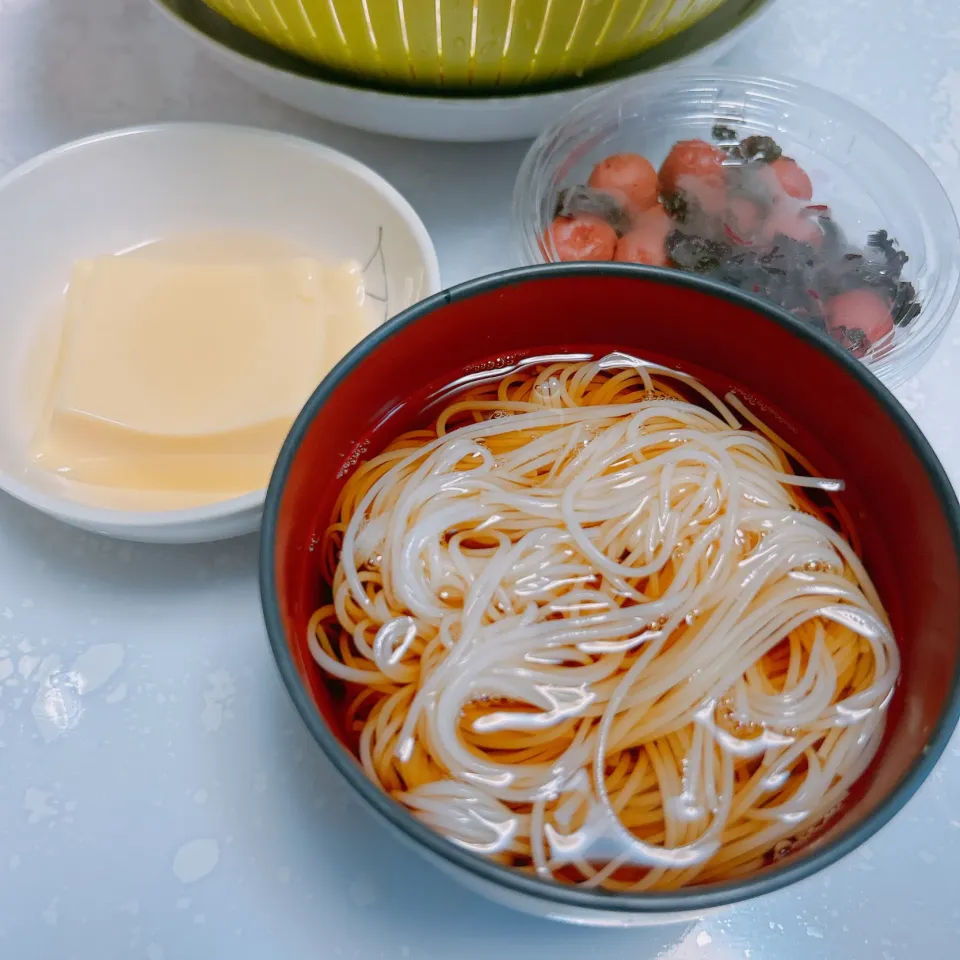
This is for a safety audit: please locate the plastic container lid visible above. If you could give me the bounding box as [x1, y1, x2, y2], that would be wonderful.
[514, 70, 960, 388]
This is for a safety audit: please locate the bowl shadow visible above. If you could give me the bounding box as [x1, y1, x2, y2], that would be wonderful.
[0, 490, 259, 595]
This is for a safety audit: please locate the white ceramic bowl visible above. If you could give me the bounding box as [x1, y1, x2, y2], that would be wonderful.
[150, 0, 778, 142]
[0, 123, 440, 543]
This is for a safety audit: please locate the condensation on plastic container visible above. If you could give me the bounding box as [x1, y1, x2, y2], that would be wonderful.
[513, 70, 960, 388]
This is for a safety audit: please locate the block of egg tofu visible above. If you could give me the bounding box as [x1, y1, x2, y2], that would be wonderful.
[31, 254, 366, 494]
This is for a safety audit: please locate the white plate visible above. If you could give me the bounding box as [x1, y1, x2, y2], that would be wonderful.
[150, 0, 777, 142]
[0, 123, 440, 544]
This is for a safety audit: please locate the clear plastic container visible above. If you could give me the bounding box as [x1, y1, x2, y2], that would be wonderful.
[514, 71, 960, 388]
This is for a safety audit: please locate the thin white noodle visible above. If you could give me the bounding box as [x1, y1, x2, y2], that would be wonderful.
[310, 355, 898, 890]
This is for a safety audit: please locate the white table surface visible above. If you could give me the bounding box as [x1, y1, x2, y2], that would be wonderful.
[1, 1, 959, 957]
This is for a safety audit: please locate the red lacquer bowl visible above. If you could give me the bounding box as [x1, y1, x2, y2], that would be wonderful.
[260, 263, 960, 924]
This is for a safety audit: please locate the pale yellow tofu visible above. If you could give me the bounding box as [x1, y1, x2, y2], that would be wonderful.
[31, 254, 367, 497]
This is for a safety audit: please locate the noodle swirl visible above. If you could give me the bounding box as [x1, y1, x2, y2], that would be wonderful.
[308, 354, 898, 890]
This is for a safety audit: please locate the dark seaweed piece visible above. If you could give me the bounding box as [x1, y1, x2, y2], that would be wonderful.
[662, 190, 692, 224]
[664, 192, 729, 244]
[712, 123, 739, 142]
[896, 301, 922, 326]
[666, 230, 731, 273]
[737, 135, 783, 164]
[554, 185, 633, 235]
[866, 229, 897, 256]
[831, 324, 870, 359]
[867, 229, 910, 273]
[892, 280, 922, 327]
[846, 327, 868, 355]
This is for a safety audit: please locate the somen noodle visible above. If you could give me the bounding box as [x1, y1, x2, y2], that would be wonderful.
[308, 353, 899, 891]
